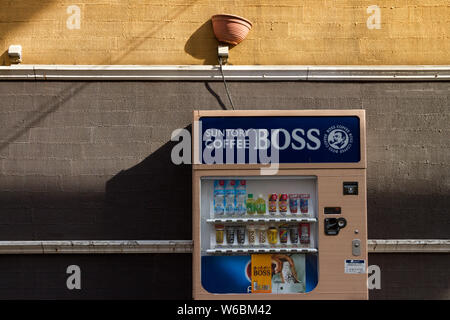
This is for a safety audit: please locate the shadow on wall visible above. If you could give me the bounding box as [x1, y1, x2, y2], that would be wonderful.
[103, 126, 192, 240]
[0, 6, 200, 149]
[0, 254, 192, 299]
[204, 82, 228, 110]
[0, 51, 11, 66]
[184, 19, 221, 65]
[0, 82, 90, 154]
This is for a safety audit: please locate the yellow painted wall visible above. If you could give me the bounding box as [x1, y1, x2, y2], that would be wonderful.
[0, 0, 449, 65]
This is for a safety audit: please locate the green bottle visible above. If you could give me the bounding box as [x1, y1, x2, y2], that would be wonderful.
[246, 194, 256, 215]
[256, 194, 266, 215]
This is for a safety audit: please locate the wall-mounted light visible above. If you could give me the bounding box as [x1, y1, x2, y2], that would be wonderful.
[8, 45, 22, 64]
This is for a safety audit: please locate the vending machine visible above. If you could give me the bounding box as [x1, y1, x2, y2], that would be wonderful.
[192, 110, 367, 300]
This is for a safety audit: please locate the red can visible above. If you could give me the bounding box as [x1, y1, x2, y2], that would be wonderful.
[299, 223, 310, 244]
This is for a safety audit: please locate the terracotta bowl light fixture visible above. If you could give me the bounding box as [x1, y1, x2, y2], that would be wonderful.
[211, 14, 253, 45]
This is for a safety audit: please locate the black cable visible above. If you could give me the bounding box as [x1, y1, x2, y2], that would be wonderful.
[218, 57, 235, 110]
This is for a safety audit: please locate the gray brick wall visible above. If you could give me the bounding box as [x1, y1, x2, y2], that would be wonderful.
[369, 253, 450, 300]
[0, 81, 448, 299]
[0, 81, 448, 240]
[0, 254, 191, 299]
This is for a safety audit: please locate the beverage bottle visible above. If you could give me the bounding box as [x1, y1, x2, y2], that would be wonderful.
[213, 180, 225, 217]
[224, 180, 236, 216]
[255, 194, 266, 215]
[235, 180, 247, 216]
[246, 194, 256, 215]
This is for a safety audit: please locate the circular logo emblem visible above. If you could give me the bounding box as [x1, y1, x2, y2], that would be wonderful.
[245, 261, 252, 282]
[324, 126, 353, 154]
[328, 129, 349, 150]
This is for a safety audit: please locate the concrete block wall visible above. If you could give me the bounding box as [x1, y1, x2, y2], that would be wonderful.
[0, 253, 447, 299]
[0, 254, 192, 299]
[0, 80, 449, 299]
[0, 0, 449, 65]
[0, 81, 448, 241]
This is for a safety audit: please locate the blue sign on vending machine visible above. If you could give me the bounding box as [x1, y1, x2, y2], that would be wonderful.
[199, 116, 361, 164]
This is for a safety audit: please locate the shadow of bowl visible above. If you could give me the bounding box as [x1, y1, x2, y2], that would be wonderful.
[184, 19, 221, 65]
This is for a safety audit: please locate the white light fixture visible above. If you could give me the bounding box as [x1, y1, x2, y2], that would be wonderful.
[217, 44, 229, 59]
[8, 45, 22, 64]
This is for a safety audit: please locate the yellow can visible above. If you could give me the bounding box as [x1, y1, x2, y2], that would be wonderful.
[215, 225, 225, 244]
[268, 227, 278, 245]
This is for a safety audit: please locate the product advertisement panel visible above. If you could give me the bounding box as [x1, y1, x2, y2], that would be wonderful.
[192, 110, 368, 300]
[201, 254, 318, 294]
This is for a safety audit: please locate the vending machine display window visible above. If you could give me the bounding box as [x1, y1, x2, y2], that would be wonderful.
[199, 176, 319, 294]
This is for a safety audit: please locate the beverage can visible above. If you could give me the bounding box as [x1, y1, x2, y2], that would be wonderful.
[279, 224, 289, 244]
[268, 226, 278, 245]
[289, 226, 299, 245]
[300, 193, 310, 214]
[288, 194, 298, 214]
[268, 193, 277, 215]
[236, 226, 246, 245]
[225, 226, 235, 245]
[279, 193, 288, 215]
[215, 224, 225, 245]
[247, 224, 256, 245]
[257, 224, 267, 246]
[300, 223, 310, 244]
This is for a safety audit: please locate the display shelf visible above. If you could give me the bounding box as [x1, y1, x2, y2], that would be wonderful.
[207, 216, 317, 223]
[206, 247, 318, 254]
